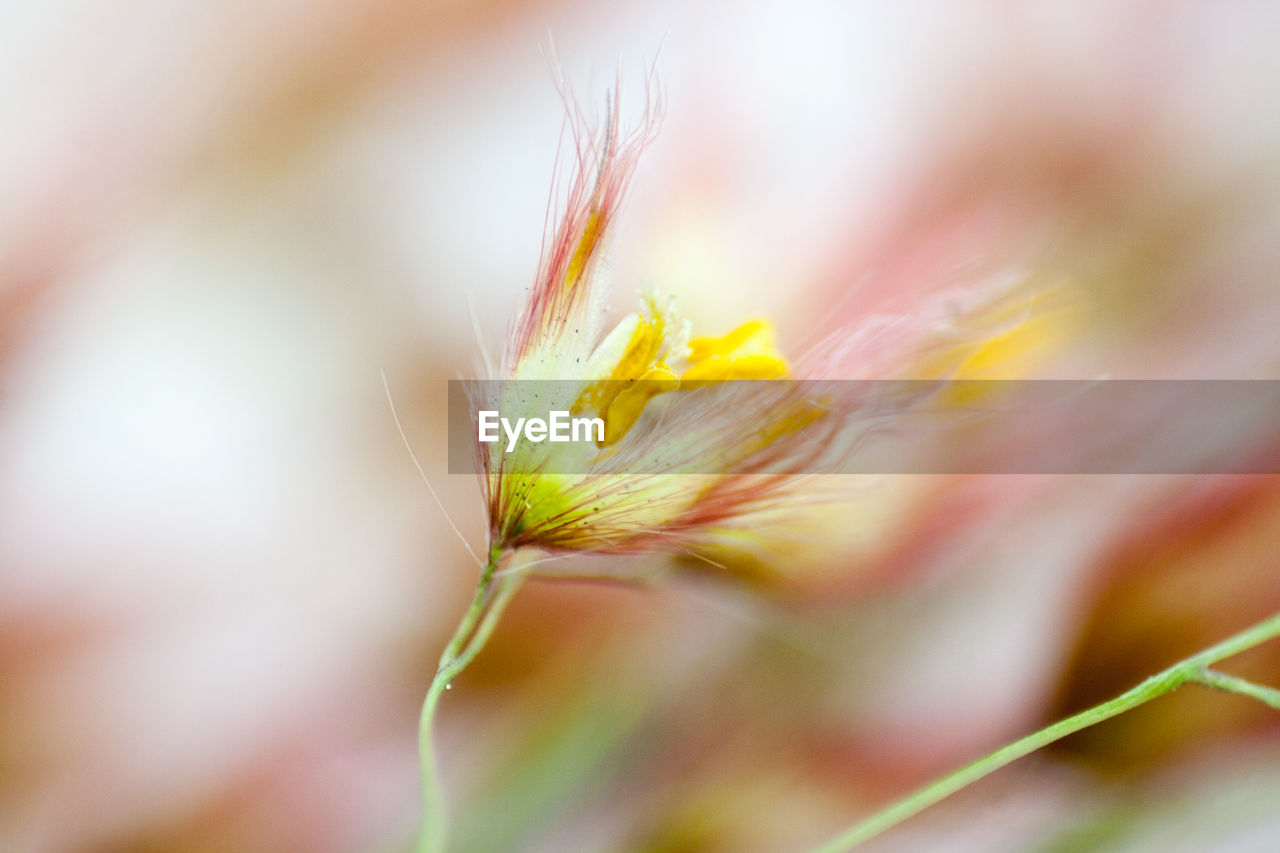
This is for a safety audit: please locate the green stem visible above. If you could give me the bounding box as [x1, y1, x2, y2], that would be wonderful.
[416, 545, 520, 853]
[1191, 668, 1280, 711]
[810, 609, 1280, 853]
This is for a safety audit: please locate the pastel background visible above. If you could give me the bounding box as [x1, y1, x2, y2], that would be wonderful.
[3, 2, 1280, 851]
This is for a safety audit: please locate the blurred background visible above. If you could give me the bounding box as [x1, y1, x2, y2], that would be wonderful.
[3, 1, 1280, 851]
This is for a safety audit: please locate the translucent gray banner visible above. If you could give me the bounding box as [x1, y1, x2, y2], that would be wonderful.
[447, 380, 1280, 475]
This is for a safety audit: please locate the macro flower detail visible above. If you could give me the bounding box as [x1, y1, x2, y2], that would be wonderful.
[473, 143, 1042, 561]
[420, 72, 1068, 853]
[571, 301, 789, 447]
[466, 75, 838, 558]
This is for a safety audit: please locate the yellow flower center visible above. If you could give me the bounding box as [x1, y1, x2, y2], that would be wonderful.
[683, 320, 789, 382]
[576, 311, 789, 446]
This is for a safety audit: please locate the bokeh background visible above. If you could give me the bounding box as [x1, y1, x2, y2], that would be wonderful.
[4, 1, 1280, 851]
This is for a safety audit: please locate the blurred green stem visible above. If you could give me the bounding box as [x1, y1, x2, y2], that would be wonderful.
[1191, 667, 1280, 710]
[810, 609, 1280, 853]
[416, 545, 520, 853]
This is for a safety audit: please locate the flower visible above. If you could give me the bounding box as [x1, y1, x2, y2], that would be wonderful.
[469, 74, 1070, 567]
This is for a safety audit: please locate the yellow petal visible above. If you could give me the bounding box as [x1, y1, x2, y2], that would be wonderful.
[912, 287, 1081, 405]
[687, 320, 777, 362]
[952, 312, 1062, 379]
[681, 353, 788, 382]
[683, 319, 788, 382]
[600, 367, 680, 445]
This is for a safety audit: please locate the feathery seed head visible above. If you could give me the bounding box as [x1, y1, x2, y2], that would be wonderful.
[471, 70, 1069, 570]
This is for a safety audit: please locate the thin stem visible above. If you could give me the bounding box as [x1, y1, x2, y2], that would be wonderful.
[1191, 668, 1280, 711]
[438, 543, 504, 670]
[416, 545, 519, 853]
[809, 609, 1280, 853]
